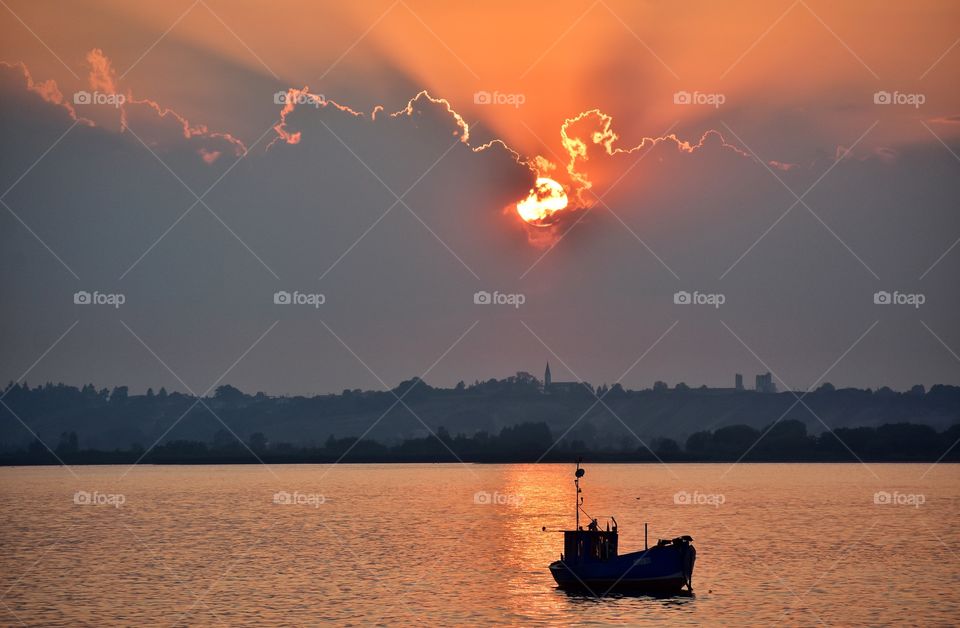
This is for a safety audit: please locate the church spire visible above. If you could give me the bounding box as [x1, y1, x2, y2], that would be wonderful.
[544, 362, 552, 389]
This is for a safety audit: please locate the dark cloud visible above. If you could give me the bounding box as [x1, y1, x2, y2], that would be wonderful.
[1, 57, 958, 397]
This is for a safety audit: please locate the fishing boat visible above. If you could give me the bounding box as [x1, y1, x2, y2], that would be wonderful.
[547, 459, 696, 595]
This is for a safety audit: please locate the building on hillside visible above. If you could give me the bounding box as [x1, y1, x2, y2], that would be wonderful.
[544, 362, 592, 395]
[755, 372, 777, 393]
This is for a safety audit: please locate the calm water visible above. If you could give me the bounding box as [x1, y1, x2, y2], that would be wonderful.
[1, 463, 957, 626]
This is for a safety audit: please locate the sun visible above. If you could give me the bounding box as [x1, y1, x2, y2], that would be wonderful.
[516, 177, 568, 225]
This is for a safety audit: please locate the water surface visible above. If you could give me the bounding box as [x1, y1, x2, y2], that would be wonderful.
[1, 463, 957, 625]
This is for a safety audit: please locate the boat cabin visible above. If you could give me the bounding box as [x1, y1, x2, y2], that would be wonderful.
[563, 528, 618, 563]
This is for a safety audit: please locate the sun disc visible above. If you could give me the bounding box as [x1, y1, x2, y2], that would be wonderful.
[516, 177, 568, 225]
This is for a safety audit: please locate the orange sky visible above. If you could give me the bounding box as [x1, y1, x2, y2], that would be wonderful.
[3, 0, 959, 229]
[3, 0, 957, 166]
[2, 0, 960, 393]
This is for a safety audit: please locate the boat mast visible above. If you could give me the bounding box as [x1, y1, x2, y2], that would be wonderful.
[574, 457, 585, 529]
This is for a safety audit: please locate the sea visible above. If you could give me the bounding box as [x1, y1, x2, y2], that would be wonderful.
[1, 462, 957, 626]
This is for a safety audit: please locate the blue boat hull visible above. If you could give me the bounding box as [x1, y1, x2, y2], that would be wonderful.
[549, 543, 695, 595]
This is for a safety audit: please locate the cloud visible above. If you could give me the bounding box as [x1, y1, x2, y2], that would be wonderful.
[555, 109, 794, 204]
[15, 50, 810, 248]
[269, 87, 365, 146]
[1, 53, 957, 397]
[86, 48, 120, 96]
[0, 61, 90, 125]
[122, 97, 247, 160]
[271, 88, 473, 149]
[23, 49, 249, 164]
[832, 144, 900, 164]
[929, 113, 960, 125]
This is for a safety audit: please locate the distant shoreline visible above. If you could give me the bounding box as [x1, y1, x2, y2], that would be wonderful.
[6, 418, 958, 467]
[2, 453, 955, 466]
[4, 381, 958, 458]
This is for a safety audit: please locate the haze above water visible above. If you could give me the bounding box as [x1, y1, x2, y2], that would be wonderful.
[1, 463, 957, 625]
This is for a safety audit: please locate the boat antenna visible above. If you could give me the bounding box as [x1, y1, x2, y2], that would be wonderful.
[574, 457, 585, 529]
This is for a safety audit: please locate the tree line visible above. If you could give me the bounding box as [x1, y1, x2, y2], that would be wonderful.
[4, 419, 958, 465]
[3, 378, 958, 454]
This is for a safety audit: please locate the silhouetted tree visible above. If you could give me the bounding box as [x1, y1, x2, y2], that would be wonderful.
[395, 377, 431, 400]
[249, 432, 267, 453]
[56, 431, 78, 455]
[213, 429, 236, 450]
[685, 431, 712, 457]
[711, 425, 760, 458]
[656, 438, 680, 457]
[214, 385, 245, 402]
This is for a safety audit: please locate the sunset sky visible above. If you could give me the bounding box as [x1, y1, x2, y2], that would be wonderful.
[1, 0, 958, 394]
